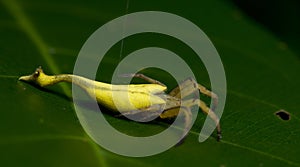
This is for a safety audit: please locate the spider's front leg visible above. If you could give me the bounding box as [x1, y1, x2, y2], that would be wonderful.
[182, 99, 221, 141]
[169, 78, 221, 141]
[119, 73, 166, 87]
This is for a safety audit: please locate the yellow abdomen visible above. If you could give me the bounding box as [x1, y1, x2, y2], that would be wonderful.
[87, 83, 167, 112]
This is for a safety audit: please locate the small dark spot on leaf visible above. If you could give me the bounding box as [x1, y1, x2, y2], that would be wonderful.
[275, 110, 290, 121]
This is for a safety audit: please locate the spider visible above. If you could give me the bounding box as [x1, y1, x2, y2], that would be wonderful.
[19, 66, 221, 142]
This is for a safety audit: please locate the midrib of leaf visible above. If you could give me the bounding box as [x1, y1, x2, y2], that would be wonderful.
[1, 0, 70, 96]
[1, 0, 106, 167]
[2, 0, 300, 166]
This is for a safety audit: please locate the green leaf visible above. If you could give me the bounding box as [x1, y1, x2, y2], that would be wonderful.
[1, 0, 299, 166]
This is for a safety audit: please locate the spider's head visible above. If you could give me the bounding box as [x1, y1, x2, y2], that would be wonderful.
[19, 66, 47, 86]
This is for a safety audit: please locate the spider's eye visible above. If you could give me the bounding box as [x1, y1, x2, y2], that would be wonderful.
[33, 70, 40, 78]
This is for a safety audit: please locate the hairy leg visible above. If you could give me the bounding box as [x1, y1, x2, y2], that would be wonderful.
[169, 78, 198, 98]
[160, 106, 192, 144]
[182, 99, 221, 141]
[169, 78, 218, 111]
[197, 83, 218, 111]
[120, 73, 166, 87]
[116, 104, 165, 122]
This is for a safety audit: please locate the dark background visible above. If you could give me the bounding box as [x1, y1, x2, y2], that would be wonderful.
[230, 0, 300, 55]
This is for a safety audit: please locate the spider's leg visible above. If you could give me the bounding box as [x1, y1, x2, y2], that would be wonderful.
[159, 107, 180, 119]
[197, 83, 218, 111]
[116, 110, 161, 122]
[115, 110, 145, 117]
[169, 78, 218, 111]
[169, 78, 198, 99]
[159, 106, 192, 145]
[116, 105, 164, 122]
[178, 107, 192, 143]
[182, 99, 221, 141]
[120, 73, 166, 87]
